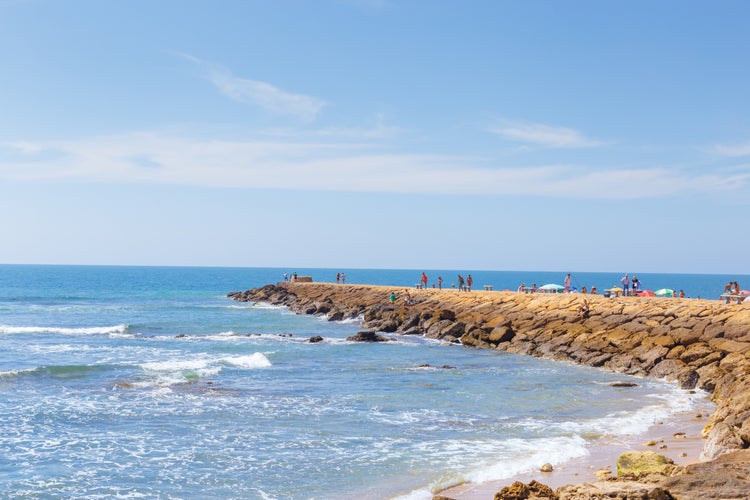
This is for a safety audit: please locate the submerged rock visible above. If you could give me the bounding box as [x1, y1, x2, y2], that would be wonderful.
[609, 381, 638, 387]
[346, 330, 391, 342]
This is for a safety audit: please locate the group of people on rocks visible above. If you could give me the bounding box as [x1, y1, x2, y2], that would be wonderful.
[722, 281, 745, 303]
[620, 273, 641, 296]
[456, 274, 473, 291]
[390, 289, 415, 308]
[724, 281, 741, 295]
[417, 273, 472, 291]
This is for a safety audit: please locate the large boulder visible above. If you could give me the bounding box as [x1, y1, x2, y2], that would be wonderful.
[702, 422, 745, 460]
[489, 325, 516, 343]
[616, 451, 676, 478]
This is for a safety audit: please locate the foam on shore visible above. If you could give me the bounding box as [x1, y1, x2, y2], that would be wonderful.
[437, 400, 713, 498]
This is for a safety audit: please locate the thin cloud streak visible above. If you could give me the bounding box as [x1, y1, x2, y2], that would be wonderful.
[489, 119, 603, 148]
[178, 53, 326, 122]
[2, 133, 747, 199]
[714, 140, 750, 157]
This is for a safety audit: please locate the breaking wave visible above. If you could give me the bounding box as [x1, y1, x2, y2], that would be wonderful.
[0, 324, 129, 336]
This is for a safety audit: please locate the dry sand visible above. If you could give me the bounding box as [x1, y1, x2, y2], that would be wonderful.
[438, 406, 711, 499]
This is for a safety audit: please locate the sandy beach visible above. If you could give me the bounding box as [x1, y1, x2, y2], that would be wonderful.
[438, 402, 712, 498]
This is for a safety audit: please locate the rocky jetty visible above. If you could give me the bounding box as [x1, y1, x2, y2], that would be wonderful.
[228, 282, 750, 498]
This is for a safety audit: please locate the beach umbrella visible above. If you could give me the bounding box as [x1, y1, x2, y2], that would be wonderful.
[740, 290, 750, 295]
[606, 286, 623, 293]
[539, 283, 564, 293]
[654, 288, 674, 297]
[637, 290, 656, 297]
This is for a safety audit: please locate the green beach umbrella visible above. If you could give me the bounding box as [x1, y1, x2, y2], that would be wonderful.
[654, 288, 674, 297]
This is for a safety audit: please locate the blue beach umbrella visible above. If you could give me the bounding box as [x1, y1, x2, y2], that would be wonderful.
[539, 283, 565, 293]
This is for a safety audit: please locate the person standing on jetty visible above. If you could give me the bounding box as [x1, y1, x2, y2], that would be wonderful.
[336, 273, 340, 284]
[564, 273, 572, 292]
[421, 272, 428, 289]
[621, 273, 630, 296]
[437, 276, 443, 290]
[466, 274, 473, 291]
[457, 275, 465, 291]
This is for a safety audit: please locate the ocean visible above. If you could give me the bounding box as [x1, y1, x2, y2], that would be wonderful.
[0, 265, 728, 499]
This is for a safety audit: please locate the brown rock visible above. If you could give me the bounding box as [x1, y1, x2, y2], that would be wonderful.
[679, 342, 716, 365]
[556, 480, 674, 500]
[661, 449, 750, 499]
[489, 325, 516, 343]
[616, 450, 676, 478]
[346, 331, 391, 342]
[495, 480, 556, 499]
[702, 421, 745, 460]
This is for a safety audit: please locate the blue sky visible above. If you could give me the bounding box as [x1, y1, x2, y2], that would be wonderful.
[1, 0, 749, 273]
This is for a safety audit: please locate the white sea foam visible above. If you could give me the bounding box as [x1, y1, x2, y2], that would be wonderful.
[318, 314, 363, 325]
[141, 359, 212, 372]
[550, 388, 699, 438]
[462, 436, 589, 484]
[392, 435, 589, 500]
[134, 352, 272, 388]
[251, 302, 287, 310]
[0, 324, 129, 336]
[222, 353, 272, 369]
[0, 367, 37, 379]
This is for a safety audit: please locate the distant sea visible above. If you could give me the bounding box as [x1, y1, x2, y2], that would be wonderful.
[0, 265, 730, 499]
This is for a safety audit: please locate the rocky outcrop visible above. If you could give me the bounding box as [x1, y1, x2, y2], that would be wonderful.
[230, 282, 750, 497]
[346, 330, 391, 342]
[494, 480, 556, 499]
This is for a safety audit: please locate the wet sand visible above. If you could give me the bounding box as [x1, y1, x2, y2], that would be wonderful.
[438, 405, 711, 499]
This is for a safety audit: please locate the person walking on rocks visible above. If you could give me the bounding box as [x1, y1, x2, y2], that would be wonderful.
[564, 273, 572, 292]
[421, 272, 428, 289]
[341, 273, 346, 284]
[438, 276, 443, 290]
[621, 273, 630, 296]
[458, 275, 465, 291]
[336, 273, 340, 284]
[466, 274, 473, 292]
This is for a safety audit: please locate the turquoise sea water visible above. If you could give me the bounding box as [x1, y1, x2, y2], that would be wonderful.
[0, 265, 728, 499]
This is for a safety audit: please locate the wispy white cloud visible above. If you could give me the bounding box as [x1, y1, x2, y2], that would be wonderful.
[713, 140, 750, 157]
[489, 119, 603, 148]
[2, 132, 748, 200]
[178, 53, 326, 122]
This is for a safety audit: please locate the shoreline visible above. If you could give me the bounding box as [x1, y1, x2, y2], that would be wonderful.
[437, 400, 713, 499]
[230, 282, 750, 499]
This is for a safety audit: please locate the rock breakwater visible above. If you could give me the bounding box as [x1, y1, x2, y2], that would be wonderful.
[229, 282, 750, 497]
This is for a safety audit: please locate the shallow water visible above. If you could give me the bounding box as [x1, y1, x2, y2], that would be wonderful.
[0, 265, 715, 499]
